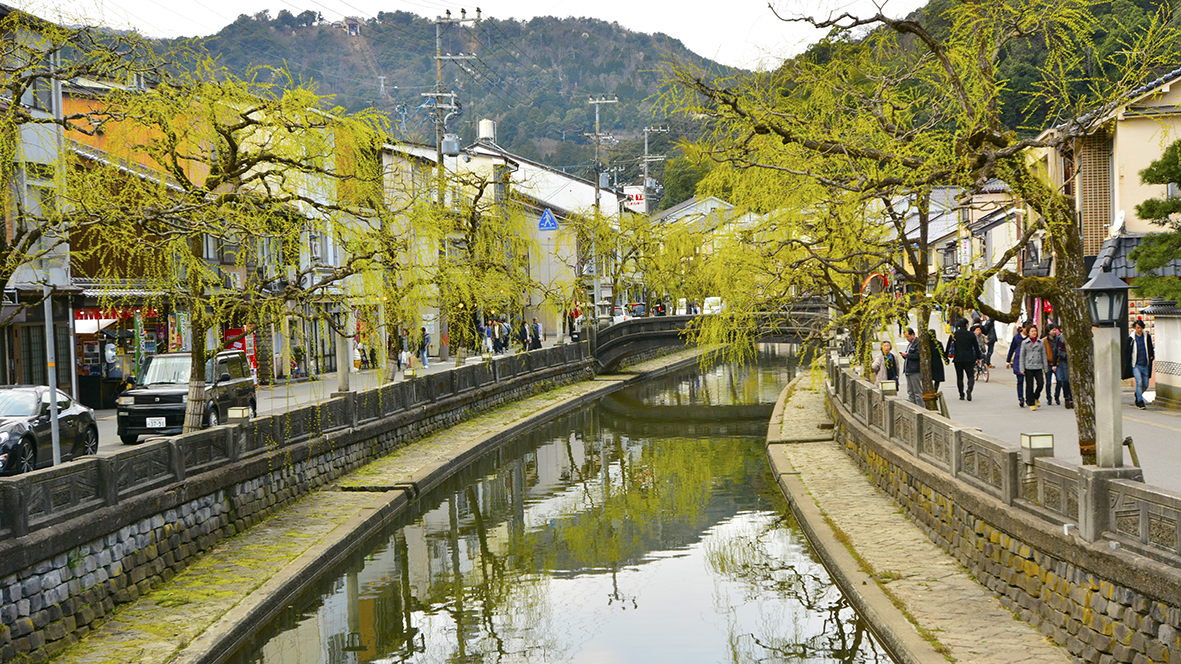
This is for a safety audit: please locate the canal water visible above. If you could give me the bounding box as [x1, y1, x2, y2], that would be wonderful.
[231, 347, 891, 663]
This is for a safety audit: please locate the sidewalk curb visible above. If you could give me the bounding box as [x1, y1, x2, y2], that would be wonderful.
[172, 489, 410, 664]
[170, 348, 708, 664]
[766, 376, 946, 664]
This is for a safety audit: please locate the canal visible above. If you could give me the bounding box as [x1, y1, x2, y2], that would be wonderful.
[230, 347, 892, 663]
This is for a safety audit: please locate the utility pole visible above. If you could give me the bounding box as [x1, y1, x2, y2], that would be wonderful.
[424, 8, 479, 361]
[41, 286, 60, 465]
[642, 125, 669, 214]
[588, 95, 617, 324]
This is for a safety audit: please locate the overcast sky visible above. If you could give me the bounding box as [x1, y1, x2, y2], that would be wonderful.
[13, 0, 926, 70]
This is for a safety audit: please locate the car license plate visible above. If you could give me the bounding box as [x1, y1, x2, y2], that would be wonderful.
[146, 417, 166, 428]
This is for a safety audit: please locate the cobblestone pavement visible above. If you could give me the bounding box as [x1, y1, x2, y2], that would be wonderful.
[55, 349, 702, 664]
[773, 385, 1073, 664]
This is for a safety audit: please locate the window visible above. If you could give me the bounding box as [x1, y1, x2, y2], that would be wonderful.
[1168, 183, 1180, 200]
[29, 76, 53, 113]
[40, 390, 70, 411]
[228, 356, 245, 379]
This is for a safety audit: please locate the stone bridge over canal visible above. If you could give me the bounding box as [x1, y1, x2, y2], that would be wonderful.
[589, 306, 827, 372]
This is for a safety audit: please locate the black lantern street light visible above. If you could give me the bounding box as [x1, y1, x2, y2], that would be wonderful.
[1079, 264, 1131, 467]
[1081, 267, 1131, 328]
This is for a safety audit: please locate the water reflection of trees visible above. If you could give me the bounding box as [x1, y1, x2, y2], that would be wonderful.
[705, 513, 887, 663]
[241, 350, 881, 664]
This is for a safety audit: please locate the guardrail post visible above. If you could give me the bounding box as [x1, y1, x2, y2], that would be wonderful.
[1078, 466, 1143, 542]
[227, 424, 240, 463]
[97, 455, 119, 508]
[950, 429, 962, 478]
[2, 479, 28, 537]
[1001, 449, 1019, 506]
[171, 439, 186, 483]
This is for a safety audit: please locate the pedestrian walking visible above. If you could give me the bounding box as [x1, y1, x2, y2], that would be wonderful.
[948, 318, 982, 400]
[871, 340, 899, 388]
[980, 314, 998, 367]
[419, 326, 430, 369]
[518, 319, 529, 353]
[900, 328, 924, 406]
[1018, 325, 1047, 410]
[1005, 324, 1028, 407]
[1123, 320, 1155, 409]
[490, 320, 501, 354]
[1045, 325, 1072, 408]
[530, 317, 543, 350]
[927, 329, 946, 392]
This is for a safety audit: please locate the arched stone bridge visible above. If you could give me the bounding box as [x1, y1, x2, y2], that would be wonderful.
[590, 307, 828, 372]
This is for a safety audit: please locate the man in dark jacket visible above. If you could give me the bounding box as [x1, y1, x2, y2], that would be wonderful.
[948, 318, 982, 401]
[1123, 320, 1155, 409]
[900, 328, 923, 406]
[980, 315, 998, 367]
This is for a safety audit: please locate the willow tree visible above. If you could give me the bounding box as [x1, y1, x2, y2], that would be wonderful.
[66, 60, 400, 431]
[665, 0, 1181, 461]
[424, 167, 539, 357]
[0, 10, 162, 325]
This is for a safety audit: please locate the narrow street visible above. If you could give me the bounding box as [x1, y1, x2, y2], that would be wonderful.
[92, 342, 562, 455]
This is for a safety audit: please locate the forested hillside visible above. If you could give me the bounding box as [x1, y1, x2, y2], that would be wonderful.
[182, 11, 724, 198]
[182, 0, 1179, 209]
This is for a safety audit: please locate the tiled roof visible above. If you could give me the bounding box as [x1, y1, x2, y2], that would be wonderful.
[1090, 232, 1181, 280]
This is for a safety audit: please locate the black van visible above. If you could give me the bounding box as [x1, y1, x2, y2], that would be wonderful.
[116, 350, 257, 444]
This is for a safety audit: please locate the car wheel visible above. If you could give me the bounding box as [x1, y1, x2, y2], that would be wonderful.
[120, 434, 139, 445]
[206, 408, 219, 428]
[16, 439, 34, 474]
[82, 427, 99, 456]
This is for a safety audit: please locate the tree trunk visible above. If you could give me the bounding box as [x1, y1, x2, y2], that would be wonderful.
[1050, 223, 1097, 463]
[918, 306, 939, 410]
[183, 315, 207, 433]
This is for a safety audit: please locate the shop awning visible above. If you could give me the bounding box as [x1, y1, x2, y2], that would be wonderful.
[74, 318, 118, 335]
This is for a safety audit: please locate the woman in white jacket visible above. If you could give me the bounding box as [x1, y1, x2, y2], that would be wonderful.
[871, 341, 900, 386]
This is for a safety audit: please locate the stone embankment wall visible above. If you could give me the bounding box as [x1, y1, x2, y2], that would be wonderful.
[0, 345, 593, 663]
[827, 358, 1181, 664]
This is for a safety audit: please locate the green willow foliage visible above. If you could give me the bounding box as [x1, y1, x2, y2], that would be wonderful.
[663, 0, 1181, 453]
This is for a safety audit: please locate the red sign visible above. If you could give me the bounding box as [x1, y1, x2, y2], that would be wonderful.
[225, 328, 259, 385]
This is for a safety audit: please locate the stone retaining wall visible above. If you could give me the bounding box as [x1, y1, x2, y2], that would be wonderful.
[828, 358, 1181, 664]
[0, 345, 593, 663]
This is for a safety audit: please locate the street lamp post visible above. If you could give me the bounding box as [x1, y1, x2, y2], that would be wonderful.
[1079, 265, 1131, 468]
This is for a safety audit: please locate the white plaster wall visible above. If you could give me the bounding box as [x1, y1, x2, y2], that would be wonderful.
[1112, 110, 1181, 234]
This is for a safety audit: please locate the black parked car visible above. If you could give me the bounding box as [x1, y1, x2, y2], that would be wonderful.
[116, 350, 257, 445]
[0, 386, 99, 475]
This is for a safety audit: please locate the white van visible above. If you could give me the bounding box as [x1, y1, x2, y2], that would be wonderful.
[703, 297, 725, 315]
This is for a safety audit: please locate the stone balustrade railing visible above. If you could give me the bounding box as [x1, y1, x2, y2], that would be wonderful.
[826, 356, 1181, 663]
[0, 343, 588, 546]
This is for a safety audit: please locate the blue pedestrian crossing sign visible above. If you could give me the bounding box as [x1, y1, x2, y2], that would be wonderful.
[538, 208, 558, 231]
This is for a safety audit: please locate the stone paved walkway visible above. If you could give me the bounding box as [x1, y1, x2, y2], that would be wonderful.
[770, 383, 1073, 664]
[53, 349, 703, 664]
